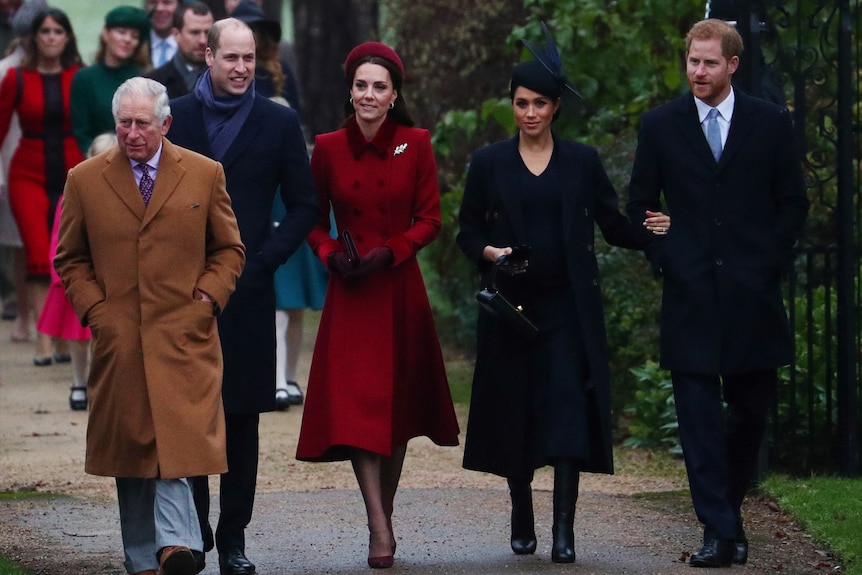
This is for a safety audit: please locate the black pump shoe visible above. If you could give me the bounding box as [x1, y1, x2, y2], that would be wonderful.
[689, 538, 734, 568]
[69, 387, 87, 411]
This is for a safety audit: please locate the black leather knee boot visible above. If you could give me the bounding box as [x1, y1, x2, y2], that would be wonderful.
[551, 459, 579, 563]
[507, 477, 536, 555]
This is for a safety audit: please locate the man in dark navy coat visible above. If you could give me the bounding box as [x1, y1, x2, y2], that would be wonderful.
[626, 19, 808, 569]
[166, 17, 317, 575]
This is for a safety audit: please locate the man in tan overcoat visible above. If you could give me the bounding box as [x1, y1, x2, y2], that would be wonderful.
[55, 77, 245, 575]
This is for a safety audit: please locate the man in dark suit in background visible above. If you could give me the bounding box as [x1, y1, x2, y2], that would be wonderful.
[626, 18, 809, 569]
[167, 17, 318, 575]
[146, 1, 213, 99]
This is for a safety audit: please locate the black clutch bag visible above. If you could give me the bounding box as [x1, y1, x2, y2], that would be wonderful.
[342, 230, 361, 267]
[476, 252, 539, 341]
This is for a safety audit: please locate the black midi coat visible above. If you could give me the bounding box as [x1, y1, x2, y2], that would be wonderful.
[167, 93, 319, 413]
[457, 135, 648, 477]
[625, 90, 809, 375]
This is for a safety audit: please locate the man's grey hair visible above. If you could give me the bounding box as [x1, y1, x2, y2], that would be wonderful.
[111, 77, 172, 125]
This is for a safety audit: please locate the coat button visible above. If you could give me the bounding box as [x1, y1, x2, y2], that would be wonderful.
[584, 208, 590, 216]
[353, 180, 360, 189]
[586, 244, 593, 252]
[352, 207, 361, 215]
[715, 258, 723, 266]
[378, 180, 385, 187]
[714, 218, 722, 226]
[592, 278, 599, 285]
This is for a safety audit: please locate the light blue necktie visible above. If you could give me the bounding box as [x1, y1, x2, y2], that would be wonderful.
[156, 40, 168, 67]
[706, 108, 722, 161]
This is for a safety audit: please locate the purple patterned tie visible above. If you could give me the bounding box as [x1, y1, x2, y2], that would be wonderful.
[139, 163, 153, 206]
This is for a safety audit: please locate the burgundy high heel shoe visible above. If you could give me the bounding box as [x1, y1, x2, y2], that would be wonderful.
[367, 555, 394, 569]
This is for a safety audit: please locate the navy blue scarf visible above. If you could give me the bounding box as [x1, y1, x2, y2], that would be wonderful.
[193, 69, 256, 161]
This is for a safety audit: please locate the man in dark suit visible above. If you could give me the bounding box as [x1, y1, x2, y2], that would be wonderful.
[145, 1, 213, 99]
[166, 17, 318, 575]
[626, 19, 809, 569]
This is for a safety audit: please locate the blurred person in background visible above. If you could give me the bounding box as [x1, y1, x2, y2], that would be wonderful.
[71, 5, 150, 155]
[145, 1, 213, 99]
[0, 6, 84, 365]
[144, 0, 178, 68]
[0, 0, 45, 342]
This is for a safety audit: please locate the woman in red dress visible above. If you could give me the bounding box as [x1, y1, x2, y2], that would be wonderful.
[296, 42, 460, 569]
[0, 7, 83, 364]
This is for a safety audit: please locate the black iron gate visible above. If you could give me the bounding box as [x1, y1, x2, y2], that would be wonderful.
[758, 0, 857, 476]
[710, 0, 861, 476]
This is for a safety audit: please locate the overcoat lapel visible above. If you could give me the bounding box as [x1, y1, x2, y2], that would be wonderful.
[218, 98, 265, 170]
[675, 96, 718, 168]
[717, 92, 756, 169]
[102, 149, 146, 221]
[493, 137, 527, 241]
[141, 140, 185, 229]
[554, 138, 580, 242]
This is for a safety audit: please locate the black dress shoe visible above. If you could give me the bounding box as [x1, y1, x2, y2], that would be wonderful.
[219, 550, 256, 575]
[193, 550, 206, 574]
[33, 356, 52, 367]
[690, 538, 734, 568]
[275, 389, 291, 411]
[53, 353, 72, 363]
[733, 539, 749, 565]
[69, 387, 88, 411]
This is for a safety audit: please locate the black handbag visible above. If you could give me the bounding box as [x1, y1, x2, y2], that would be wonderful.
[476, 254, 539, 341]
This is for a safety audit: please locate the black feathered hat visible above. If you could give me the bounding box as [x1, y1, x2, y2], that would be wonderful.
[511, 21, 582, 101]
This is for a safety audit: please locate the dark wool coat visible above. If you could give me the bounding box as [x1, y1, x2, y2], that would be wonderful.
[626, 90, 809, 375]
[167, 93, 319, 414]
[457, 135, 648, 478]
[55, 139, 245, 478]
[296, 118, 460, 461]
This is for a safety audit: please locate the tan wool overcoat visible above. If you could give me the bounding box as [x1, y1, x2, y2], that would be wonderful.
[55, 138, 245, 479]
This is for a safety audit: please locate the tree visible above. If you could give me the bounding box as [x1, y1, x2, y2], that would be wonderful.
[292, 0, 380, 139]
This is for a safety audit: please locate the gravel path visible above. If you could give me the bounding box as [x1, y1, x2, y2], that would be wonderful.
[0, 315, 835, 574]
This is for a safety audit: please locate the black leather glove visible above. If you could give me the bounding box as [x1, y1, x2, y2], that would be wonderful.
[349, 246, 394, 280]
[327, 251, 355, 277]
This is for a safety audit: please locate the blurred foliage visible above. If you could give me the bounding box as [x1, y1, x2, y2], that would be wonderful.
[621, 361, 680, 454]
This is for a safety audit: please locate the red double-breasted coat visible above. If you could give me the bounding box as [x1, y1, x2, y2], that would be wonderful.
[296, 117, 459, 461]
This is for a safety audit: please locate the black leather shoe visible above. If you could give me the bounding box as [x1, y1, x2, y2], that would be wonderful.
[507, 479, 536, 555]
[733, 539, 749, 565]
[219, 550, 256, 575]
[53, 353, 72, 363]
[690, 538, 734, 568]
[193, 550, 206, 574]
[275, 389, 291, 411]
[33, 356, 52, 367]
[69, 387, 88, 411]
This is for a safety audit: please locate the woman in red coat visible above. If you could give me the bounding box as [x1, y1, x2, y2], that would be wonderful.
[0, 7, 83, 364]
[296, 42, 460, 568]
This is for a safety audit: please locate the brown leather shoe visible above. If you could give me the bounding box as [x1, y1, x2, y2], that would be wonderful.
[157, 546, 197, 575]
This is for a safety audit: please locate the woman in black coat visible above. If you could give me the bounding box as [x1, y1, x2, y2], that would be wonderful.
[457, 58, 668, 563]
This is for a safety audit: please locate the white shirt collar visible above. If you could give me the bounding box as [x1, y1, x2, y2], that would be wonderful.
[695, 87, 735, 123]
[129, 142, 164, 172]
[150, 30, 177, 50]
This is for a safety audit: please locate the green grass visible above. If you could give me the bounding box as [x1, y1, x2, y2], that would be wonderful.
[762, 474, 862, 575]
[0, 555, 27, 575]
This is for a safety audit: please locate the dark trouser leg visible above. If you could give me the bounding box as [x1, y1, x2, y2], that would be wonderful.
[551, 457, 578, 563]
[216, 412, 260, 555]
[724, 370, 777, 546]
[191, 476, 213, 552]
[671, 372, 738, 542]
[507, 473, 536, 555]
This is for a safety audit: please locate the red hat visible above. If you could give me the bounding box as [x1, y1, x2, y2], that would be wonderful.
[344, 41, 404, 77]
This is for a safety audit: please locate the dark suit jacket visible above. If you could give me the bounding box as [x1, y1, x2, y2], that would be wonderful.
[145, 57, 201, 100]
[626, 90, 809, 375]
[457, 135, 647, 477]
[167, 92, 319, 413]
